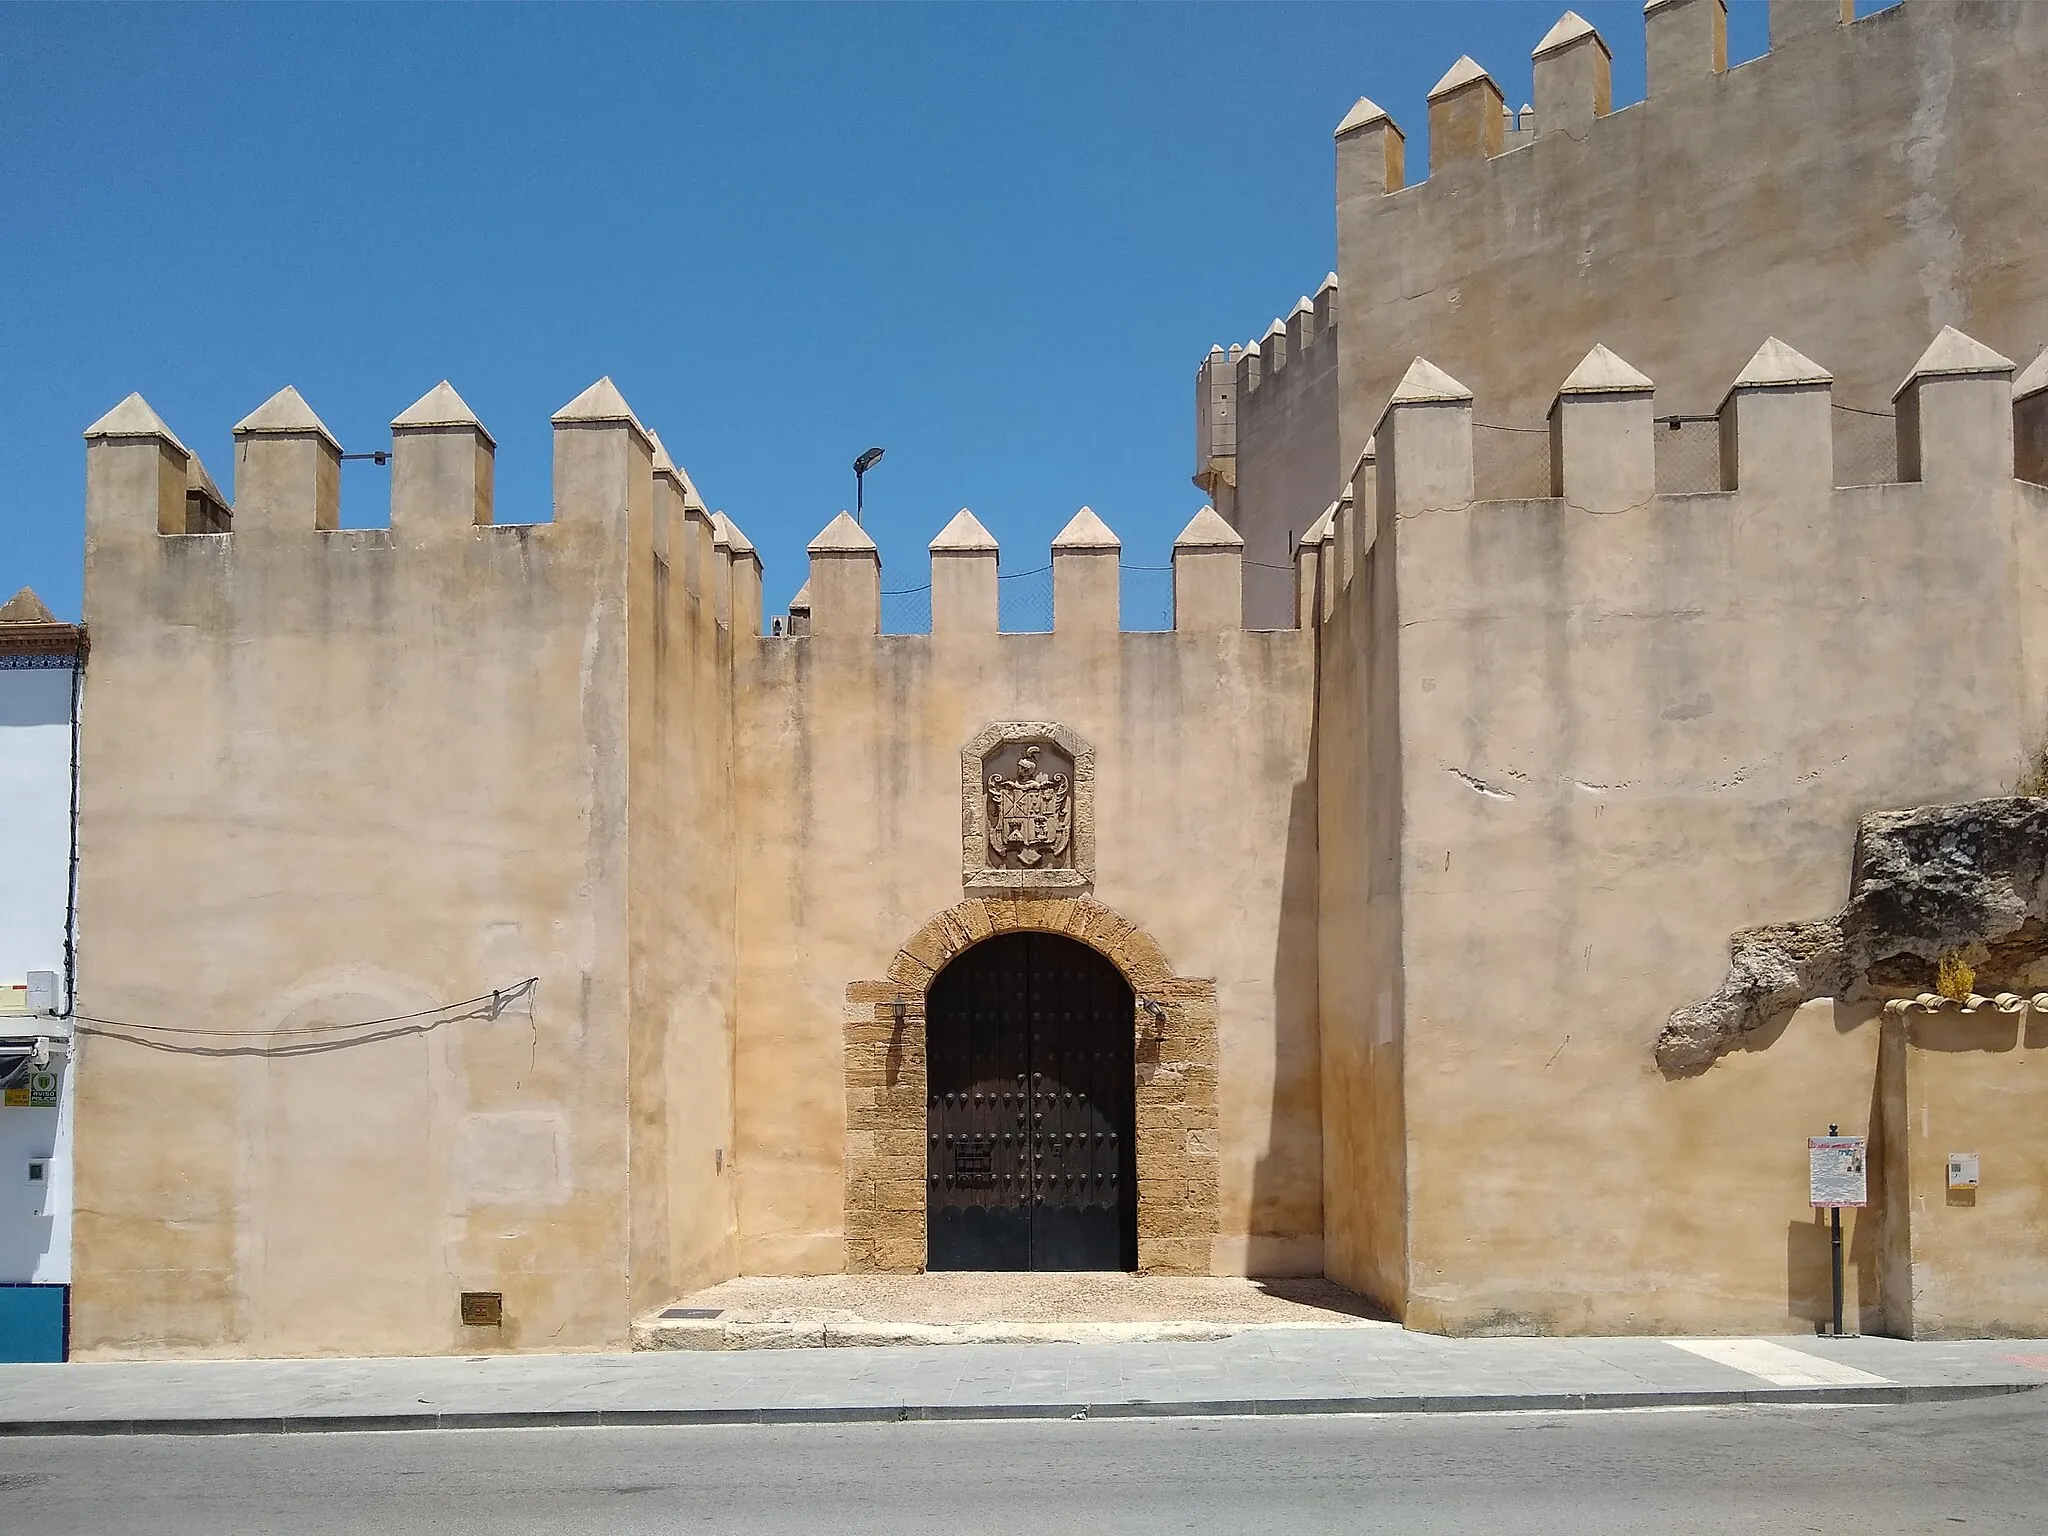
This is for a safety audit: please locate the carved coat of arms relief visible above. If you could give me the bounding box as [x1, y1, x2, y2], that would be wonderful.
[961, 722, 1094, 893]
[986, 745, 1071, 869]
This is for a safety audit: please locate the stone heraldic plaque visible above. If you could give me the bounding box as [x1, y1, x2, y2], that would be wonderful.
[1808, 1136, 1868, 1209]
[961, 722, 1095, 893]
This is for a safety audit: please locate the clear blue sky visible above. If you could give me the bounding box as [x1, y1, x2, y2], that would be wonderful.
[1, 1, 1778, 624]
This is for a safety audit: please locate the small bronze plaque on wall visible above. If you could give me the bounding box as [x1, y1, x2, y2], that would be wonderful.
[460, 1291, 503, 1327]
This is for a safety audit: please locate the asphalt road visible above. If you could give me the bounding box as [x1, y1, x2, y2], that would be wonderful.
[3, 1394, 2043, 1534]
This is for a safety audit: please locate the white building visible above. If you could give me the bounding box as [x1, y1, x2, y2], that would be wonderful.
[0, 587, 81, 1358]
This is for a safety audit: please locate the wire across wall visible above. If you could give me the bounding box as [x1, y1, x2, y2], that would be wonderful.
[1472, 404, 1901, 500]
[878, 561, 1176, 635]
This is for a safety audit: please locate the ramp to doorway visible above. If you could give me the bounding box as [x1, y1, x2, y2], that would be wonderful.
[633, 1273, 1389, 1350]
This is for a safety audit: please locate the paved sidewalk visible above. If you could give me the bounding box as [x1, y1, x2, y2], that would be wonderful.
[2, 1329, 2044, 1435]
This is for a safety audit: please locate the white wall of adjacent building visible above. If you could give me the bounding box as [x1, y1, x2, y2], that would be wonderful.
[0, 661, 76, 1285]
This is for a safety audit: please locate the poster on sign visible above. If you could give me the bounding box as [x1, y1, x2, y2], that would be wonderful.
[1809, 1136, 1868, 1208]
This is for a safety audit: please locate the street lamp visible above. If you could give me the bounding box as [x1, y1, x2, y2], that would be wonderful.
[853, 446, 885, 526]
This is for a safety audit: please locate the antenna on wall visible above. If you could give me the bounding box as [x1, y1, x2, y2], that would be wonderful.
[854, 446, 886, 526]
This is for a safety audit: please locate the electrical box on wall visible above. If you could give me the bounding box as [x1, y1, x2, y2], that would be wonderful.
[24, 1157, 52, 1218]
[25, 972, 59, 1017]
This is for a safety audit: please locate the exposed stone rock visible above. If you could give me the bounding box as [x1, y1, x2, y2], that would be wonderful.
[1658, 798, 2048, 1076]
[1658, 919, 1847, 1077]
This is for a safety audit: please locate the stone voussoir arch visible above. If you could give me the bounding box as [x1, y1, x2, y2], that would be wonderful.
[843, 895, 1219, 1276]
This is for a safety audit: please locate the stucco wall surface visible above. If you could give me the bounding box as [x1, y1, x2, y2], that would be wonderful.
[1335, 1, 2048, 492]
[731, 619, 1321, 1278]
[70, 401, 740, 1358]
[1356, 353, 2040, 1334]
[1236, 327, 1341, 630]
[1881, 1005, 2048, 1338]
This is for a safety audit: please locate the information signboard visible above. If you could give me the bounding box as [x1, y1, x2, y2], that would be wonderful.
[1809, 1136, 1868, 1208]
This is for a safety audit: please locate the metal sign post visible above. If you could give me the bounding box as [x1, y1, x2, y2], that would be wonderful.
[1808, 1123, 1867, 1338]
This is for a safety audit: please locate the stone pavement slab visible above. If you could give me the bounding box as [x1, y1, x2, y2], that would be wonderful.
[1, 1329, 2044, 1435]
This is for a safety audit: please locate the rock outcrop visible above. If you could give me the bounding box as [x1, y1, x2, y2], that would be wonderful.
[1658, 798, 2048, 1076]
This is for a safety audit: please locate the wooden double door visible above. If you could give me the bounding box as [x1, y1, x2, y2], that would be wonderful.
[925, 932, 1137, 1271]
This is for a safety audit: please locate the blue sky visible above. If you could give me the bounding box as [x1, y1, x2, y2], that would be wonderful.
[1, 1, 1778, 624]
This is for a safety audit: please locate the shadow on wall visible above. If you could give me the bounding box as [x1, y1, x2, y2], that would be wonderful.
[1244, 769, 1322, 1279]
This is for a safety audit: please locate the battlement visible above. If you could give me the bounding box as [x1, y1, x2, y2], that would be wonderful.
[1309, 326, 2045, 640]
[82, 379, 761, 631]
[780, 501, 1283, 641]
[1335, 1, 1876, 196]
[1327, 0, 2048, 500]
[1194, 273, 1338, 473]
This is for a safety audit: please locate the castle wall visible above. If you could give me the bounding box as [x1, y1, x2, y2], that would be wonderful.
[729, 520, 1322, 1277]
[69, 385, 743, 1357]
[1880, 999, 2048, 1338]
[1199, 282, 1343, 630]
[1335, 1, 2048, 496]
[1314, 505, 1408, 1309]
[1344, 334, 2043, 1334]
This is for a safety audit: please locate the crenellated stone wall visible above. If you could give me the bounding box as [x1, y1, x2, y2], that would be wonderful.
[1312, 324, 2048, 1335]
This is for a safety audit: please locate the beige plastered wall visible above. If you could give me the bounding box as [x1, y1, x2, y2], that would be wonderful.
[1342, 369, 2042, 1334]
[1335, 2, 2048, 491]
[1880, 1004, 2048, 1338]
[1236, 326, 1341, 630]
[730, 623, 1321, 1278]
[71, 412, 738, 1358]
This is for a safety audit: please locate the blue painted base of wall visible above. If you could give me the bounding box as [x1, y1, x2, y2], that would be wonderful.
[0, 1283, 69, 1362]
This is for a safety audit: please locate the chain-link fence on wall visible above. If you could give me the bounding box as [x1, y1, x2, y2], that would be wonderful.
[1654, 416, 1722, 494]
[1468, 404, 1908, 500]
[879, 582, 932, 635]
[873, 558, 1176, 634]
[1832, 403, 1898, 487]
[1122, 566, 1174, 632]
[1474, 420, 1550, 500]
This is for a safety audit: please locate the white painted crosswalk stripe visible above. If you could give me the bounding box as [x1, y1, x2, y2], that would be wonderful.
[1667, 1338, 1890, 1386]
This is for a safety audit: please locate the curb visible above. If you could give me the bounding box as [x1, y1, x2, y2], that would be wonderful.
[0, 1380, 2031, 1437]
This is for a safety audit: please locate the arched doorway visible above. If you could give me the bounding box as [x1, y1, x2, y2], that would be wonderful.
[925, 931, 1137, 1271]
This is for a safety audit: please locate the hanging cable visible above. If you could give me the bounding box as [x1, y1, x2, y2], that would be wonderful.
[68, 976, 538, 1039]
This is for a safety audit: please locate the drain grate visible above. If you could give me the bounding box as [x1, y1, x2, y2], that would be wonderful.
[660, 1307, 722, 1320]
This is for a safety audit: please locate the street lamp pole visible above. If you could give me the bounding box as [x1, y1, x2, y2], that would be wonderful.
[854, 446, 885, 526]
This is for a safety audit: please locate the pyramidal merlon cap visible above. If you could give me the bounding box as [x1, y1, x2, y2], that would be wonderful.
[0, 587, 57, 624]
[1052, 506, 1120, 550]
[646, 429, 678, 474]
[1389, 357, 1474, 405]
[788, 580, 813, 611]
[711, 511, 734, 549]
[234, 386, 342, 452]
[1533, 10, 1605, 59]
[1894, 325, 2016, 399]
[1728, 336, 1832, 394]
[83, 392, 189, 454]
[552, 376, 648, 436]
[809, 511, 877, 555]
[1174, 505, 1243, 551]
[930, 508, 998, 553]
[1334, 95, 1393, 138]
[1558, 343, 1653, 396]
[1300, 505, 1336, 548]
[391, 380, 492, 445]
[1428, 56, 1493, 101]
[187, 452, 227, 507]
[2015, 347, 2048, 405]
[723, 516, 757, 558]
